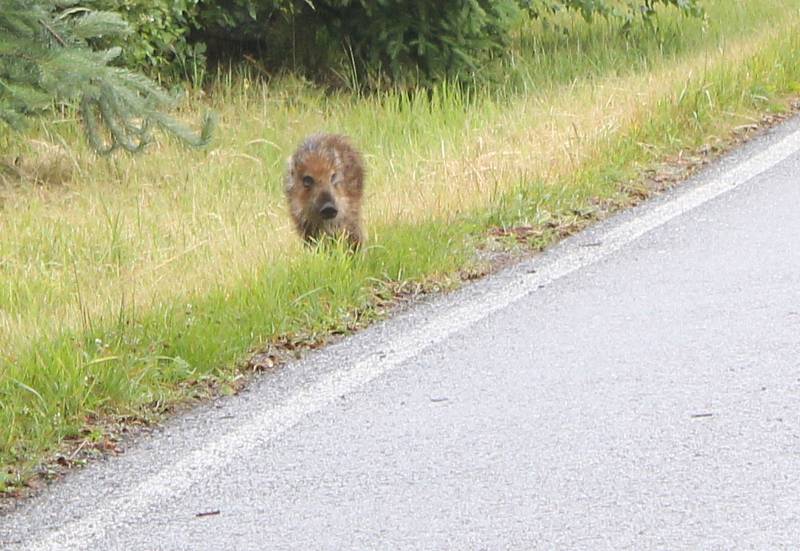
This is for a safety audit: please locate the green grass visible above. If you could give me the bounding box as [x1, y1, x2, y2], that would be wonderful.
[2, 0, 800, 491]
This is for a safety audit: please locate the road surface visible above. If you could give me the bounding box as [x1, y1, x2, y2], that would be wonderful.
[2, 116, 800, 550]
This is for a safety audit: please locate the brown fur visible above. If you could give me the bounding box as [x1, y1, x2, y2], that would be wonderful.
[285, 133, 365, 249]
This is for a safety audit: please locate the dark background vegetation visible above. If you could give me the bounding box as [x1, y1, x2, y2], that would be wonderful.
[87, 0, 703, 87]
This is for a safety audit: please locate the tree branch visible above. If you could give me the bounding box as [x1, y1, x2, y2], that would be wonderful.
[38, 18, 67, 47]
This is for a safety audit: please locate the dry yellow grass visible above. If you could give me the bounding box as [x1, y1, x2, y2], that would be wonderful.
[1, 1, 798, 359]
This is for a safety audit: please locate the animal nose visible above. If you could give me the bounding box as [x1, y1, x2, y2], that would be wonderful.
[319, 202, 338, 219]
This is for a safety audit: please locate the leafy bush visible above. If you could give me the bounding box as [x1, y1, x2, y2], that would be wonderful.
[316, 0, 524, 85]
[191, 1, 524, 85]
[527, 0, 704, 28]
[81, 0, 704, 87]
[194, 0, 703, 86]
[85, 0, 205, 82]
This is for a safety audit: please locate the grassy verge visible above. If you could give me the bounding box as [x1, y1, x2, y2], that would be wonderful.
[2, 0, 800, 492]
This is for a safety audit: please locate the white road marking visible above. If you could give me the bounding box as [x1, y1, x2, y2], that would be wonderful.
[28, 126, 800, 550]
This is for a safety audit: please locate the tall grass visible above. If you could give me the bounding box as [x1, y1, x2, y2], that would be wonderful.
[2, 0, 800, 487]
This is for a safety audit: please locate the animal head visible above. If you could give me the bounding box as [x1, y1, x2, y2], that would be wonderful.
[286, 138, 347, 222]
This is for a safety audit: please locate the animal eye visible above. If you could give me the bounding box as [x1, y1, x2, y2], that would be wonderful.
[302, 175, 314, 188]
[331, 172, 338, 186]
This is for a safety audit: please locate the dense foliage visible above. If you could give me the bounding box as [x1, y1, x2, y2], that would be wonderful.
[85, 0, 206, 82]
[194, 1, 525, 85]
[529, 0, 704, 22]
[81, 0, 703, 86]
[189, 0, 703, 85]
[0, 0, 213, 153]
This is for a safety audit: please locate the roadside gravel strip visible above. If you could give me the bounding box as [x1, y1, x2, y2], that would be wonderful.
[3, 115, 800, 549]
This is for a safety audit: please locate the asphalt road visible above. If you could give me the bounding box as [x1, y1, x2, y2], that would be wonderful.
[3, 116, 800, 550]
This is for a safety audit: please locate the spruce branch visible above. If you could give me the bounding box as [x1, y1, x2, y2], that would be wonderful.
[38, 18, 67, 47]
[0, 0, 214, 154]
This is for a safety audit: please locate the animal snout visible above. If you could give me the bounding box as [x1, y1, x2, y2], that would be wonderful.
[319, 202, 338, 219]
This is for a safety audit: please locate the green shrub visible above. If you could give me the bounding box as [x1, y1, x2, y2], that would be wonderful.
[86, 0, 205, 82]
[87, 0, 704, 86]
[194, 0, 702, 86]
[315, 0, 525, 85]
[192, 1, 524, 86]
[527, 0, 704, 28]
